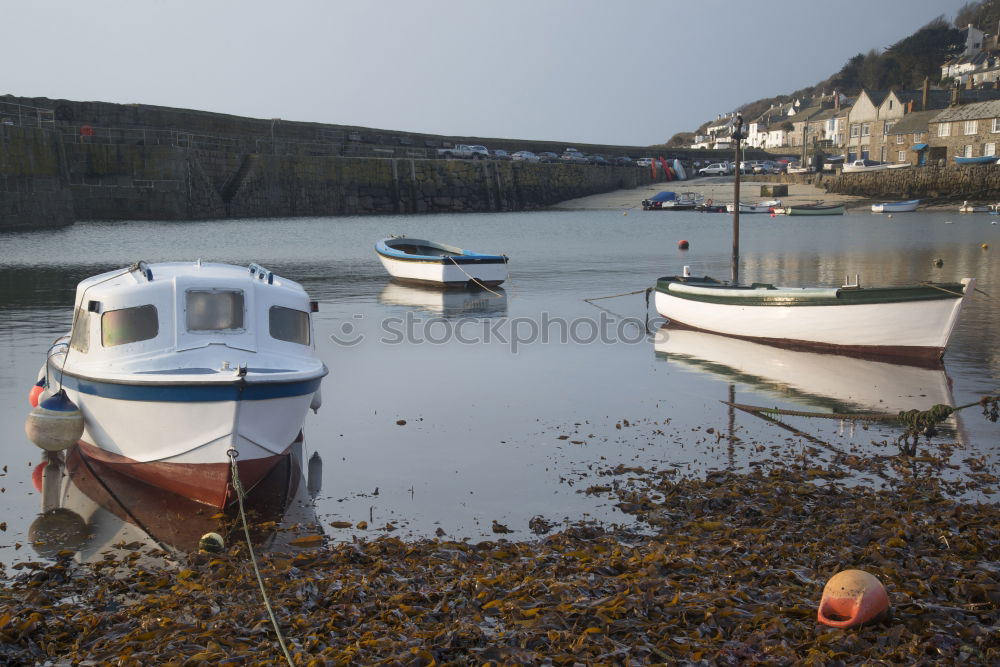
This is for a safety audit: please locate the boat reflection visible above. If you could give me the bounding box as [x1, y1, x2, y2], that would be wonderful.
[378, 281, 508, 318]
[28, 442, 324, 563]
[653, 325, 956, 417]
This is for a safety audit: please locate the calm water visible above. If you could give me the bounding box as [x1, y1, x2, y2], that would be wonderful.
[1, 208, 998, 567]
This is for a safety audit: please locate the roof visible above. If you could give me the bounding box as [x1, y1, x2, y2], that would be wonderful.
[888, 110, 939, 135]
[933, 99, 1000, 122]
[891, 88, 1000, 111]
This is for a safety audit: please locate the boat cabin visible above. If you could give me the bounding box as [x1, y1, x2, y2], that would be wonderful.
[65, 261, 316, 371]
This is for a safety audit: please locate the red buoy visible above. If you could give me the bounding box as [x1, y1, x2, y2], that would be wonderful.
[29, 379, 45, 407]
[818, 569, 890, 628]
[678, 240, 689, 250]
[32, 460, 47, 492]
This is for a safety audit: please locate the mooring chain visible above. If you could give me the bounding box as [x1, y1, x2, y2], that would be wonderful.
[227, 449, 297, 667]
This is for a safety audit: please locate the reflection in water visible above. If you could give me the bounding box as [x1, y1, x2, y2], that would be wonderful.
[653, 325, 957, 420]
[378, 281, 508, 318]
[29, 443, 323, 562]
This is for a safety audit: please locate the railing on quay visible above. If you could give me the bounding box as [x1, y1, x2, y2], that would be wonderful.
[0, 101, 55, 128]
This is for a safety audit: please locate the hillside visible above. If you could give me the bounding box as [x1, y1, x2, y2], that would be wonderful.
[670, 3, 995, 143]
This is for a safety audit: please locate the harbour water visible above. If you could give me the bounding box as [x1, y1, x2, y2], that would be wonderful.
[1, 208, 997, 567]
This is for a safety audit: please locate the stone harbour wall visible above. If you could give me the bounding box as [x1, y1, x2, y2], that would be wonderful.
[0, 126, 74, 229]
[1, 123, 658, 229]
[759, 165, 1000, 201]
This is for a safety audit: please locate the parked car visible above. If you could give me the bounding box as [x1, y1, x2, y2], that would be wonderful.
[561, 150, 588, 164]
[491, 149, 512, 161]
[588, 154, 610, 166]
[511, 150, 540, 162]
[613, 156, 635, 167]
[636, 158, 653, 167]
[753, 161, 778, 174]
[537, 151, 560, 163]
[698, 162, 731, 176]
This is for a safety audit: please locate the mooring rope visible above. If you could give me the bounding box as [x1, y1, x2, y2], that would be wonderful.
[228, 449, 296, 667]
[583, 287, 652, 303]
[447, 256, 503, 297]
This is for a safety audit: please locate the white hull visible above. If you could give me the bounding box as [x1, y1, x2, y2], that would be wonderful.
[57, 380, 312, 465]
[872, 200, 919, 213]
[377, 253, 508, 286]
[654, 279, 974, 360]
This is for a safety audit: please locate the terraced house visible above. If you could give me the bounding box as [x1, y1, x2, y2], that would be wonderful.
[929, 99, 1000, 162]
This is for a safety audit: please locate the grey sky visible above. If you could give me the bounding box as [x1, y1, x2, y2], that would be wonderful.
[5, 0, 975, 146]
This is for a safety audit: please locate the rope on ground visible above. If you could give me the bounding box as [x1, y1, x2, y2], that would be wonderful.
[228, 449, 297, 667]
[447, 256, 503, 297]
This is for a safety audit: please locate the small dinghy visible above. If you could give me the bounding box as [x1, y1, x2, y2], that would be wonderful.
[871, 199, 919, 213]
[375, 237, 509, 287]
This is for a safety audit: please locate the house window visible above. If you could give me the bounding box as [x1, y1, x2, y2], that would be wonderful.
[938, 122, 951, 137]
[965, 145, 974, 158]
[850, 125, 860, 138]
[861, 124, 871, 137]
[883, 121, 894, 134]
[965, 120, 978, 134]
[896, 134, 904, 144]
[898, 150, 907, 162]
[987, 142, 997, 156]
[993, 118, 1000, 132]
[914, 132, 924, 141]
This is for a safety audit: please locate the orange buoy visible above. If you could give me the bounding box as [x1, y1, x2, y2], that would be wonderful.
[818, 569, 890, 628]
[678, 240, 689, 249]
[29, 379, 45, 408]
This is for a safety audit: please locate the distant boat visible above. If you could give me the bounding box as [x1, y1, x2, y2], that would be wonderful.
[773, 203, 845, 216]
[959, 201, 995, 213]
[375, 237, 509, 287]
[842, 160, 911, 173]
[871, 199, 919, 213]
[726, 200, 781, 214]
[954, 155, 998, 165]
[641, 191, 703, 211]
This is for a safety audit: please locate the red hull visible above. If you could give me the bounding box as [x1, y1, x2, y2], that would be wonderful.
[77, 435, 300, 507]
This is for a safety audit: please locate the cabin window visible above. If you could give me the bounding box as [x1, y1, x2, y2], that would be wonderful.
[102, 305, 159, 347]
[965, 120, 978, 135]
[69, 308, 90, 353]
[186, 290, 245, 332]
[269, 306, 310, 345]
[938, 122, 951, 137]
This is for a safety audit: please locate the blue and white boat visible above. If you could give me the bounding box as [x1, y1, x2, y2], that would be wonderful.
[33, 261, 327, 507]
[871, 199, 920, 213]
[954, 155, 998, 165]
[375, 237, 509, 287]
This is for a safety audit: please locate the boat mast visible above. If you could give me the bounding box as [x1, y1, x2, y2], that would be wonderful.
[731, 115, 744, 285]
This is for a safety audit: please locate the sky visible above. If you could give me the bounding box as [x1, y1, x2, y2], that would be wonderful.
[3, 0, 977, 146]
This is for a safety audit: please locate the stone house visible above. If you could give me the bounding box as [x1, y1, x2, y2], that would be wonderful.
[941, 24, 988, 85]
[886, 110, 937, 166]
[928, 99, 1000, 162]
[845, 90, 888, 161]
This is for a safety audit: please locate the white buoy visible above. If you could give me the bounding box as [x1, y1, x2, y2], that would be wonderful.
[25, 391, 84, 451]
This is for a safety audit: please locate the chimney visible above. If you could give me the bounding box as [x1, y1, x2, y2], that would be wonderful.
[952, 82, 962, 106]
[834, 90, 840, 111]
[907, 100, 914, 113]
[922, 78, 929, 110]
[967, 76, 975, 89]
